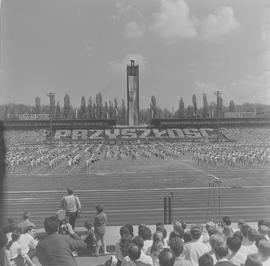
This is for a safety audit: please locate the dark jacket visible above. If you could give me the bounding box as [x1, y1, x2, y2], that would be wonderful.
[36, 233, 86, 266]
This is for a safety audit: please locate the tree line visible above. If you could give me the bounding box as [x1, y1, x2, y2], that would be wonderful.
[0, 92, 269, 124]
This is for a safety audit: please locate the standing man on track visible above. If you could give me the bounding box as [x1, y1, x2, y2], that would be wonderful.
[60, 188, 81, 230]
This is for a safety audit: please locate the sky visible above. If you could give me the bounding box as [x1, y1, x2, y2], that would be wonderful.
[1, 0, 270, 109]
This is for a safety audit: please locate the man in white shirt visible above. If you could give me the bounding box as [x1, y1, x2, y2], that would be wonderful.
[18, 226, 37, 257]
[184, 225, 210, 266]
[227, 236, 246, 266]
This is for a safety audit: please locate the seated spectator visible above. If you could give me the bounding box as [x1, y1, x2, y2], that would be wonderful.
[83, 221, 97, 256]
[157, 227, 168, 247]
[169, 222, 185, 243]
[16, 212, 36, 234]
[159, 248, 175, 266]
[116, 233, 131, 266]
[36, 216, 86, 266]
[258, 225, 269, 241]
[242, 228, 259, 255]
[139, 226, 153, 254]
[240, 224, 251, 246]
[169, 237, 191, 266]
[198, 254, 213, 266]
[0, 231, 11, 266]
[257, 239, 270, 266]
[125, 224, 134, 238]
[147, 231, 166, 255]
[17, 225, 37, 259]
[184, 225, 210, 266]
[6, 232, 24, 266]
[227, 236, 246, 266]
[245, 254, 262, 266]
[214, 243, 235, 266]
[207, 234, 224, 264]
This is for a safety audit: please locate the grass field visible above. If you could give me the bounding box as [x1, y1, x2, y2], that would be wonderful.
[2, 152, 270, 228]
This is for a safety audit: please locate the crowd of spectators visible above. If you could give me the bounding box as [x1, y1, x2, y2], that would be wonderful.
[1, 212, 270, 266]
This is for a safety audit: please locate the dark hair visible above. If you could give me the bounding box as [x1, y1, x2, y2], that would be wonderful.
[6, 232, 20, 250]
[139, 226, 152, 241]
[241, 224, 251, 238]
[0, 232, 8, 249]
[128, 243, 141, 261]
[67, 187, 74, 194]
[233, 231, 243, 242]
[157, 226, 167, 240]
[183, 231, 192, 243]
[245, 254, 262, 266]
[159, 248, 175, 266]
[125, 224, 134, 237]
[169, 231, 181, 242]
[255, 234, 266, 248]
[120, 234, 132, 258]
[25, 225, 35, 233]
[214, 244, 229, 260]
[190, 226, 202, 240]
[95, 204, 104, 213]
[222, 216, 231, 226]
[247, 228, 258, 242]
[120, 226, 130, 237]
[132, 236, 144, 250]
[23, 211, 31, 219]
[84, 221, 92, 230]
[44, 216, 59, 234]
[169, 237, 184, 257]
[198, 253, 214, 266]
[227, 236, 241, 253]
[156, 222, 164, 229]
[258, 219, 270, 228]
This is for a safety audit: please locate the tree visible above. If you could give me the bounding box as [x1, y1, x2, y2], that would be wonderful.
[150, 95, 157, 119]
[179, 97, 185, 118]
[103, 101, 109, 119]
[35, 97, 41, 114]
[95, 92, 103, 119]
[185, 105, 194, 117]
[63, 94, 71, 119]
[114, 98, 119, 122]
[80, 96, 87, 119]
[229, 100, 236, 112]
[55, 101, 61, 119]
[192, 94, 198, 117]
[202, 93, 209, 118]
[217, 95, 223, 118]
[51, 94, 56, 118]
[87, 97, 93, 119]
[108, 100, 114, 119]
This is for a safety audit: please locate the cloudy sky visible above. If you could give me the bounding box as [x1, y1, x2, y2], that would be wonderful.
[1, 0, 270, 109]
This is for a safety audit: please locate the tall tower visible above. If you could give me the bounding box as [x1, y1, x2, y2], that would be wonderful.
[127, 60, 139, 125]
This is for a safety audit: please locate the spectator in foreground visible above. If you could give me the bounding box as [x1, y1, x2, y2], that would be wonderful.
[169, 237, 191, 266]
[116, 232, 131, 266]
[198, 254, 213, 266]
[0, 232, 11, 266]
[214, 243, 235, 266]
[60, 188, 81, 230]
[226, 236, 245, 266]
[207, 233, 224, 264]
[139, 225, 153, 255]
[222, 217, 234, 239]
[36, 216, 86, 266]
[94, 204, 109, 256]
[184, 225, 210, 266]
[83, 221, 97, 256]
[132, 235, 153, 265]
[16, 212, 36, 234]
[245, 254, 262, 266]
[257, 239, 270, 266]
[159, 248, 175, 266]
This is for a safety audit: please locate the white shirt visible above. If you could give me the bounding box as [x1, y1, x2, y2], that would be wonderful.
[18, 233, 37, 256]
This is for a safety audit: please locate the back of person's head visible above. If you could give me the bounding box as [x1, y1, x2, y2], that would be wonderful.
[169, 231, 181, 242]
[119, 226, 130, 237]
[44, 216, 59, 234]
[222, 216, 231, 226]
[255, 234, 267, 248]
[198, 253, 214, 266]
[190, 225, 202, 240]
[258, 239, 270, 260]
[132, 235, 144, 250]
[22, 211, 31, 220]
[169, 237, 184, 257]
[159, 248, 175, 266]
[214, 243, 229, 260]
[227, 236, 241, 253]
[183, 231, 192, 243]
[84, 221, 92, 230]
[128, 243, 141, 261]
[95, 204, 104, 213]
[67, 187, 74, 195]
[0, 232, 8, 249]
[173, 222, 184, 237]
[120, 234, 132, 257]
[233, 231, 243, 242]
[245, 254, 263, 266]
[139, 226, 152, 241]
[247, 228, 258, 242]
[209, 234, 225, 250]
[157, 226, 167, 240]
[124, 224, 134, 237]
[241, 224, 251, 238]
[153, 231, 164, 243]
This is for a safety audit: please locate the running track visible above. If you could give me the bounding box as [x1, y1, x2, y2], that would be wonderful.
[2, 158, 270, 228]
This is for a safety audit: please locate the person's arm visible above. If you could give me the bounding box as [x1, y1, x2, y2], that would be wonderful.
[66, 223, 87, 250]
[75, 196, 81, 211]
